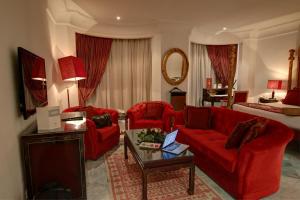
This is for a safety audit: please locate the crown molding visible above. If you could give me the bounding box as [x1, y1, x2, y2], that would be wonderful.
[232, 12, 300, 39]
[47, 0, 97, 31]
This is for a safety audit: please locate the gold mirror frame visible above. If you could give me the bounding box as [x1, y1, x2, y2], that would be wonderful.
[162, 48, 189, 85]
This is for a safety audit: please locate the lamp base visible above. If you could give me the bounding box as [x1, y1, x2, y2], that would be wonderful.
[271, 90, 275, 99]
[67, 88, 70, 108]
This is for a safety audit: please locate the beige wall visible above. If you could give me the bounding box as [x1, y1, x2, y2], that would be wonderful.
[0, 0, 56, 199]
[254, 32, 298, 98]
[238, 32, 298, 102]
[159, 23, 192, 102]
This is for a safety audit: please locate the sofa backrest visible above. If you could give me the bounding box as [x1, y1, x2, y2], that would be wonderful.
[211, 107, 257, 136]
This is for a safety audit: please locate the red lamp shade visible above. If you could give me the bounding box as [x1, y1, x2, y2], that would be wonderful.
[32, 57, 46, 81]
[267, 80, 283, 90]
[58, 56, 86, 81]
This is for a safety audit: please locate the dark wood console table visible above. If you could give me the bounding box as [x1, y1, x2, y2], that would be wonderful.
[202, 88, 228, 106]
[20, 112, 87, 199]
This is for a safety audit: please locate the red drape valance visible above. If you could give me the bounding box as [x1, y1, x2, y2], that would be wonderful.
[76, 33, 113, 106]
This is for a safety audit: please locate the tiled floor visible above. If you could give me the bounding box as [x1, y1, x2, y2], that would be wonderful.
[86, 139, 300, 200]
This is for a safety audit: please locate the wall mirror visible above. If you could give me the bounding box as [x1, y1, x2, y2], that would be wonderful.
[162, 48, 189, 85]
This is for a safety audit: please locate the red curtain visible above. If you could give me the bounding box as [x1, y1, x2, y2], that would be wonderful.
[76, 33, 113, 106]
[206, 45, 233, 86]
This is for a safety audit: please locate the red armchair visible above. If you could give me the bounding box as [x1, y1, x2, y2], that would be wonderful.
[63, 106, 120, 160]
[127, 101, 175, 132]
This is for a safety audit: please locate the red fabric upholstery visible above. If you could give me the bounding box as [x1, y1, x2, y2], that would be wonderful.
[184, 106, 211, 129]
[64, 106, 120, 160]
[127, 101, 175, 132]
[97, 124, 119, 142]
[143, 102, 164, 119]
[282, 88, 300, 106]
[175, 107, 294, 199]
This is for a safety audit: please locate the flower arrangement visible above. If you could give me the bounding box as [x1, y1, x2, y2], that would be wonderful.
[137, 128, 165, 144]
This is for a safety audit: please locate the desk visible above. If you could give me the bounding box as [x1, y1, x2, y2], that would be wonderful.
[202, 88, 228, 106]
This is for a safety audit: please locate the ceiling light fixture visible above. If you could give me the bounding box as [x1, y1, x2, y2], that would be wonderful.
[222, 27, 227, 31]
[116, 16, 121, 21]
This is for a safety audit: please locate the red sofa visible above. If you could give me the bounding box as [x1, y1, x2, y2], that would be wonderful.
[127, 101, 175, 132]
[175, 107, 294, 199]
[64, 106, 120, 160]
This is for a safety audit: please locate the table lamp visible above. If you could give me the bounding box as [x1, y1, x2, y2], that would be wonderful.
[267, 80, 282, 99]
[58, 56, 86, 108]
[206, 78, 212, 89]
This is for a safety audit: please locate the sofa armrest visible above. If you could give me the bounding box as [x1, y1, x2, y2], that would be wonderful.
[236, 128, 293, 195]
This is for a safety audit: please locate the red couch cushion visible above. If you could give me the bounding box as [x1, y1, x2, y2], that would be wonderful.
[282, 88, 300, 106]
[97, 123, 119, 142]
[143, 102, 164, 119]
[225, 118, 258, 149]
[178, 128, 237, 172]
[184, 106, 211, 129]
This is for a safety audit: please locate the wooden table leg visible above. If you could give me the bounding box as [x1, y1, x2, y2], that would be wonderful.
[142, 171, 148, 200]
[124, 135, 128, 159]
[188, 164, 195, 195]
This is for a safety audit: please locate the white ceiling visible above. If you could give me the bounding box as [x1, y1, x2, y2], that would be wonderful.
[74, 0, 300, 31]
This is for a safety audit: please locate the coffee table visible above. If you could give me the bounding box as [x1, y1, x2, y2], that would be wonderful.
[124, 129, 195, 200]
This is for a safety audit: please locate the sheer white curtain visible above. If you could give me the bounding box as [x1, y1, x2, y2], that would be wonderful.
[188, 43, 215, 106]
[87, 38, 152, 110]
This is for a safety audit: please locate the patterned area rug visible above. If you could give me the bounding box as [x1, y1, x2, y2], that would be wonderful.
[105, 149, 222, 200]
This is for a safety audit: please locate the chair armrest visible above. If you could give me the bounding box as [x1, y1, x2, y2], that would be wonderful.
[127, 105, 145, 122]
[94, 108, 119, 124]
[84, 119, 98, 158]
[162, 107, 176, 132]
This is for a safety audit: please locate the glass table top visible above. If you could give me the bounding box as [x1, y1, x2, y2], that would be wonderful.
[126, 129, 193, 163]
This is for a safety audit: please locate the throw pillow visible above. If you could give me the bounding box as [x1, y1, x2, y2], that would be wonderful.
[184, 106, 211, 129]
[239, 118, 269, 149]
[282, 88, 300, 106]
[143, 102, 164, 119]
[225, 118, 258, 149]
[92, 113, 112, 129]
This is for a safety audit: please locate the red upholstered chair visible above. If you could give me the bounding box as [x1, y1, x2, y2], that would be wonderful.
[221, 90, 248, 107]
[63, 106, 120, 160]
[127, 101, 175, 132]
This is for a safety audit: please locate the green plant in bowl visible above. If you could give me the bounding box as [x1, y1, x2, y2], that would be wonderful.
[137, 128, 165, 144]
